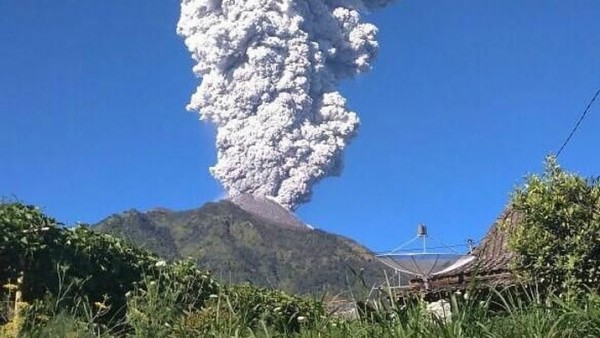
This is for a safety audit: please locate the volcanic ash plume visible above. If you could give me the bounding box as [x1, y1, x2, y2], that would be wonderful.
[177, 0, 395, 210]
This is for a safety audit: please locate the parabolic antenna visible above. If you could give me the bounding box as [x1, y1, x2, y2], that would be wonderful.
[376, 224, 475, 278]
[377, 253, 475, 277]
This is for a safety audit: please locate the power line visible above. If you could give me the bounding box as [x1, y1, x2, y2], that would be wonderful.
[556, 89, 600, 157]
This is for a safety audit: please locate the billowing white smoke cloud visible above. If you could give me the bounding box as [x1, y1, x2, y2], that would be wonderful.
[178, 0, 395, 210]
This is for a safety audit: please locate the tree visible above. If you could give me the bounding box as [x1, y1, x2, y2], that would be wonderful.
[507, 156, 600, 295]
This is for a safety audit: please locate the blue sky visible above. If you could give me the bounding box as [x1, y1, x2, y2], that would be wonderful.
[1, 1, 599, 252]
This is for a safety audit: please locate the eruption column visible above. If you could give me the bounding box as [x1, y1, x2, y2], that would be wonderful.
[178, 0, 395, 210]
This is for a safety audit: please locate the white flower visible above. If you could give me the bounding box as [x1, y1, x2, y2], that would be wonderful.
[297, 316, 306, 323]
[155, 260, 167, 267]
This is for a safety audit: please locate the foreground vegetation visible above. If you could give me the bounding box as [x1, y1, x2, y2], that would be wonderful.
[2, 156, 599, 336]
[3, 267, 599, 337]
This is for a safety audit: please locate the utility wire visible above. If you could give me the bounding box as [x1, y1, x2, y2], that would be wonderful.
[556, 89, 600, 157]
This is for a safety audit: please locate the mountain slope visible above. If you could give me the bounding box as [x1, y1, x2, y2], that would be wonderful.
[94, 200, 393, 295]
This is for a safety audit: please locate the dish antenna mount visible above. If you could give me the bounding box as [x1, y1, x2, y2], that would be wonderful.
[376, 224, 475, 280]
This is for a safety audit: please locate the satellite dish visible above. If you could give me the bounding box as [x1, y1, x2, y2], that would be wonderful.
[376, 224, 475, 279]
[377, 253, 475, 277]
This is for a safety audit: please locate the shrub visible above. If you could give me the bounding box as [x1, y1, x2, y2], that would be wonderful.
[0, 202, 218, 328]
[125, 260, 218, 336]
[508, 156, 600, 295]
[176, 283, 325, 335]
[1, 203, 160, 319]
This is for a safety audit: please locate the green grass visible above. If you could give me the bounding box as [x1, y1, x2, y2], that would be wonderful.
[4, 278, 599, 338]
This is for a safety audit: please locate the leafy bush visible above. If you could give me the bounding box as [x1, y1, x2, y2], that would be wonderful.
[1, 203, 156, 319]
[0, 202, 218, 328]
[175, 283, 325, 335]
[507, 156, 600, 295]
[125, 260, 218, 336]
[221, 284, 325, 332]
